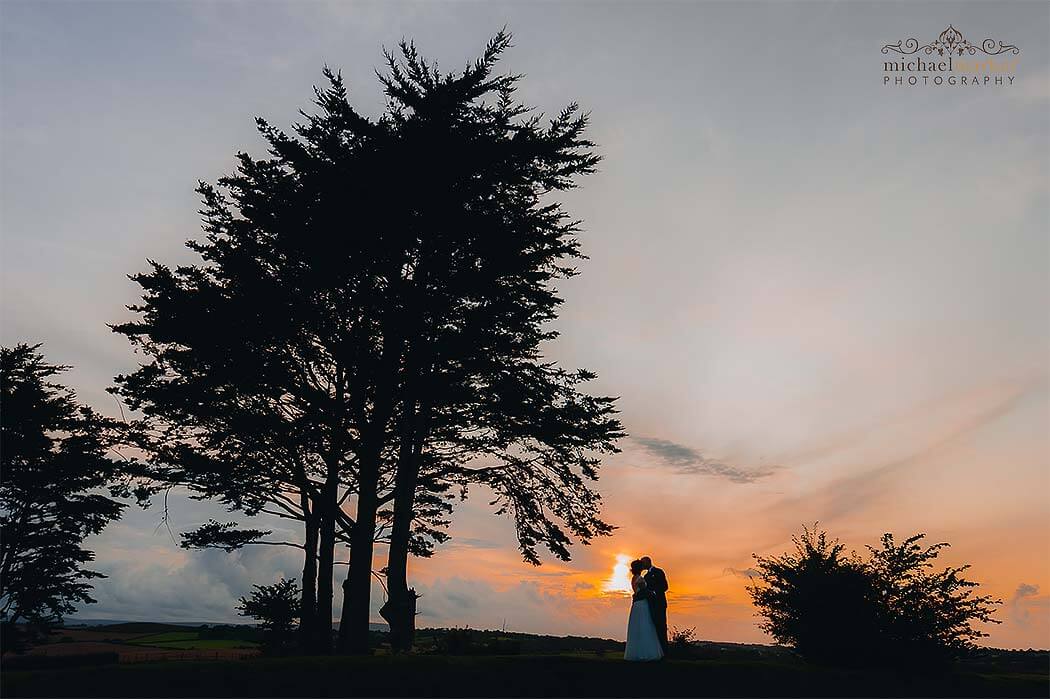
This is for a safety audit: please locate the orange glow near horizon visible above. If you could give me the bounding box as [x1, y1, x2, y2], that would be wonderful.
[602, 554, 633, 594]
[398, 397, 1050, 650]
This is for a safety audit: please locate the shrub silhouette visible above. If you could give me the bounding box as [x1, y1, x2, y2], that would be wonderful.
[747, 526, 999, 667]
[865, 532, 1000, 663]
[236, 579, 301, 655]
[670, 626, 698, 651]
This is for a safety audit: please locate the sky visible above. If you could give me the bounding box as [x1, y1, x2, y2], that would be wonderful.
[1, 1, 1048, 649]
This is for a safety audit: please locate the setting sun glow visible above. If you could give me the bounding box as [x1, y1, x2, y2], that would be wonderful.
[603, 554, 633, 594]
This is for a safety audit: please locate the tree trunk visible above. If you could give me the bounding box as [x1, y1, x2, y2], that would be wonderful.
[298, 497, 319, 652]
[336, 321, 401, 655]
[337, 449, 381, 654]
[383, 394, 425, 653]
[314, 475, 338, 653]
[379, 586, 417, 653]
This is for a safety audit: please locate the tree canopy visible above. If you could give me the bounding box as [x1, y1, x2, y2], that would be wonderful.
[112, 30, 623, 655]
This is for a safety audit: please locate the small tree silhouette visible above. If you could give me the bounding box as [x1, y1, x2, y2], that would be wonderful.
[236, 579, 301, 655]
[747, 525, 999, 667]
[0, 344, 141, 653]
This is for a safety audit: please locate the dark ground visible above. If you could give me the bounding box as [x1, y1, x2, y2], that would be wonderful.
[2, 624, 1047, 697]
[4, 653, 1049, 697]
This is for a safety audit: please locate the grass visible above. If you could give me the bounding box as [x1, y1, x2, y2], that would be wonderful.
[4, 652, 1047, 697]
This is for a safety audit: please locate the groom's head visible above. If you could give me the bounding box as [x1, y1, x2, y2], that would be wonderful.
[640, 556, 653, 571]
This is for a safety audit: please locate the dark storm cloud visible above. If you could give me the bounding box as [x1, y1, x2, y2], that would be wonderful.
[633, 437, 778, 483]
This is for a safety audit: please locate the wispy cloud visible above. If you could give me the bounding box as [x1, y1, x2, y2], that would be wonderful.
[633, 437, 778, 483]
[448, 537, 501, 550]
[671, 592, 718, 604]
[409, 576, 628, 638]
[1009, 582, 1048, 627]
[767, 381, 1039, 520]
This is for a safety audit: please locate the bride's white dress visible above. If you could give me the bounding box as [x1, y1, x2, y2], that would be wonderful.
[624, 579, 664, 661]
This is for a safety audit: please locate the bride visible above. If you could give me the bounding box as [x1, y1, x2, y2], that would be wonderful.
[624, 558, 664, 661]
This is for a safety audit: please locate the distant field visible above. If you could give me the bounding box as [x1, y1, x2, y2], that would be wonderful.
[121, 631, 257, 650]
[90, 623, 192, 635]
[139, 639, 256, 650]
[4, 653, 1048, 698]
[130, 632, 200, 644]
[3, 625, 260, 663]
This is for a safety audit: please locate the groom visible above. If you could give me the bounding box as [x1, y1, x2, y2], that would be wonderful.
[641, 556, 669, 654]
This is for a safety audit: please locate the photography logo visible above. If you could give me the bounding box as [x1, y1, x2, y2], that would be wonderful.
[882, 25, 1019, 88]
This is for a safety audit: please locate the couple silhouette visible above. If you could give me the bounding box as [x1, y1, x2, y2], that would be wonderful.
[624, 556, 668, 662]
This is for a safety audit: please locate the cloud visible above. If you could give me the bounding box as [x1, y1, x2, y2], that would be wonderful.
[83, 545, 304, 624]
[1009, 582, 1048, 628]
[670, 592, 718, 604]
[72, 489, 311, 624]
[494, 569, 576, 578]
[447, 537, 501, 550]
[1014, 583, 1039, 598]
[764, 380, 1039, 521]
[409, 576, 627, 638]
[632, 437, 778, 483]
[723, 567, 761, 579]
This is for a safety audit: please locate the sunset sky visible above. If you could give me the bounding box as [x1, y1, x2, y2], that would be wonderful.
[2, 1, 1047, 649]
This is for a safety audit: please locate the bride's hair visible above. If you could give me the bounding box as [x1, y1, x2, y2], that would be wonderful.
[630, 559, 645, 575]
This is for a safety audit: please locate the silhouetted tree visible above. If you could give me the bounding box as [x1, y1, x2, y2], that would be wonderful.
[237, 578, 300, 654]
[865, 532, 1000, 663]
[113, 30, 622, 659]
[747, 526, 1000, 667]
[109, 115, 421, 653]
[359, 33, 623, 653]
[0, 345, 134, 652]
